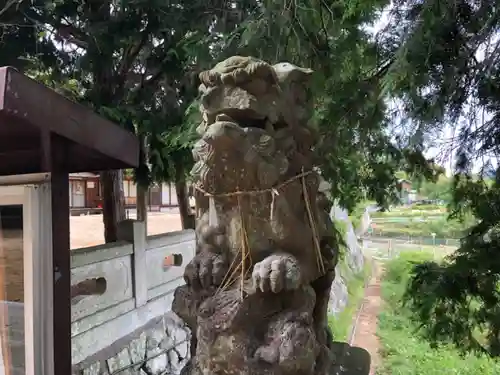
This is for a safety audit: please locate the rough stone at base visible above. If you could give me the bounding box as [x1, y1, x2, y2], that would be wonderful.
[75, 311, 190, 375]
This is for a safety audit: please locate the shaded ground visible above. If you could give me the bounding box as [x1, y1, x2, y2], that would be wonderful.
[0, 212, 183, 303]
[350, 262, 383, 375]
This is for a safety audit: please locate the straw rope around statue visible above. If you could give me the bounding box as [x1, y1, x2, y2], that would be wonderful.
[193, 169, 326, 298]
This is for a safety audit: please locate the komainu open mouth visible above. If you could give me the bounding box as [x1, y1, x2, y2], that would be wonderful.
[213, 109, 271, 131]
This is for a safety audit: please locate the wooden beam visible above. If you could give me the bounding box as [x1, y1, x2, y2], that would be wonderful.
[0, 146, 130, 176]
[0, 173, 50, 186]
[0, 135, 39, 152]
[0, 67, 139, 168]
[0, 150, 40, 176]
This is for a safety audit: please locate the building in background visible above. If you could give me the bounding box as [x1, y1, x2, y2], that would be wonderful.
[397, 179, 413, 205]
[72, 173, 179, 213]
[0, 173, 181, 221]
[69, 173, 101, 214]
[122, 175, 179, 210]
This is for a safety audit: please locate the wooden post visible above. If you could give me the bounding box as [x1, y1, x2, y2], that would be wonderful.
[136, 133, 148, 234]
[49, 134, 72, 375]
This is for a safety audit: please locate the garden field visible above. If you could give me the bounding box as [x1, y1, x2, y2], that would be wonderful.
[368, 204, 474, 240]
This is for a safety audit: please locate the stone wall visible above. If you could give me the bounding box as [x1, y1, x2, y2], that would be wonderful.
[73, 312, 190, 375]
[70, 225, 196, 375]
[328, 204, 370, 316]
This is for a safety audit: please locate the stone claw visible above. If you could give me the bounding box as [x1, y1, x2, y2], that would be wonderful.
[184, 253, 228, 291]
[252, 254, 301, 293]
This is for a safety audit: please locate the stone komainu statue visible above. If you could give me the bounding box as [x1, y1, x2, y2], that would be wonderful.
[172, 56, 339, 375]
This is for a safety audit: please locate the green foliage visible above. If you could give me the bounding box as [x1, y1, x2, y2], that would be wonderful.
[332, 219, 349, 262]
[383, 252, 436, 302]
[404, 229, 500, 356]
[220, 0, 439, 211]
[380, 1, 500, 356]
[403, 174, 500, 357]
[378, 253, 500, 375]
[0, 0, 228, 186]
[0, 5, 60, 71]
[348, 200, 374, 230]
[349, 216, 361, 232]
[417, 176, 452, 202]
[1, 0, 446, 242]
[395, 171, 408, 180]
[1, 0, 442, 214]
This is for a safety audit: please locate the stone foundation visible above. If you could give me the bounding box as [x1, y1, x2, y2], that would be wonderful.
[73, 312, 190, 375]
[328, 204, 369, 316]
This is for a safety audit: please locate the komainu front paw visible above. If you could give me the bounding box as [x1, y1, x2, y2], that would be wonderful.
[184, 252, 228, 291]
[252, 254, 301, 293]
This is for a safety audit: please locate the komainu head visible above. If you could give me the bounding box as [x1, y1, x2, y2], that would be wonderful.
[197, 56, 314, 136]
[191, 56, 317, 198]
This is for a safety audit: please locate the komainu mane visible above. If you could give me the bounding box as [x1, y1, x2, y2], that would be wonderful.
[172, 56, 339, 375]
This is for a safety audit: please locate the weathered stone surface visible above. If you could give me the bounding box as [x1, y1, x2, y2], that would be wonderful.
[172, 56, 340, 375]
[107, 348, 132, 373]
[74, 311, 191, 375]
[81, 361, 102, 375]
[329, 267, 349, 316]
[331, 204, 365, 274]
[128, 332, 147, 369]
[328, 204, 370, 318]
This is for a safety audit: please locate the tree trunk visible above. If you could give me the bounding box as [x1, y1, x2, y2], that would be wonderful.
[137, 184, 148, 234]
[100, 170, 126, 243]
[136, 133, 148, 229]
[176, 180, 195, 229]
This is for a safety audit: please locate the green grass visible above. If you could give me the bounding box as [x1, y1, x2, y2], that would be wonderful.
[328, 258, 372, 341]
[377, 252, 500, 375]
